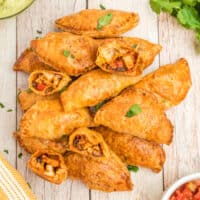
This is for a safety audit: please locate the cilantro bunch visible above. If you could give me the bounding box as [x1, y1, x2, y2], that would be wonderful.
[150, 0, 200, 46]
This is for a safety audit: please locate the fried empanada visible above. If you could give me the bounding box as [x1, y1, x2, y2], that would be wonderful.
[134, 58, 192, 110]
[29, 70, 71, 96]
[31, 32, 99, 76]
[15, 132, 69, 154]
[95, 126, 166, 172]
[96, 38, 162, 75]
[18, 89, 59, 112]
[13, 48, 52, 73]
[94, 88, 173, 144]
[27, 150, 67, 184]
[55, 9, 139, 38]
[60, 69, 141, 112]
[64, 128, 132, 192]
[18, 99, 93, 140]
[68, 128, 110, 159]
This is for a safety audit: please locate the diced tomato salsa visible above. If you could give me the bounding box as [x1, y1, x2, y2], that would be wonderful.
[170, 180, 200, 200]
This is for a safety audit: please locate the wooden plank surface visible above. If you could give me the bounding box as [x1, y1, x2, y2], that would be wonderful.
[0, 0, 200, 200]
[0, 18, 17, 167]
[159, 13, 200, 189]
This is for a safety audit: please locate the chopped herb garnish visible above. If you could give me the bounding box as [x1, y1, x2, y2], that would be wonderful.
[36, 30, 42, 34]
[63, 50, 70, 57]
[7, 109, 13, 112]
[97, 13, 113, 30]
[127, 165, 139, 172]
[27, 182, 31, 188]
[100, 4, 106, 10]
[94, 102, 104, 112]
[132, 44, 138, 48]
[59, 85, 68, 93]
[35, 36, 40, 40]
[26, 88, 32, 93]
[125, 104, 142, 118]
[0, 102, 5, 109]
[3, 149, 9, 154]
[18, 152, 23, 159]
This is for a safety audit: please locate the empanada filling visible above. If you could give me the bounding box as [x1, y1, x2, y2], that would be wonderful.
[72, 135, 103, 157]
[34, 154, 62, 177]
[107, 52, 139, 72]
[32, 72, 64, 94]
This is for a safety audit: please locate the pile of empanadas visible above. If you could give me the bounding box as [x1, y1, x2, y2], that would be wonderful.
[13, 8, 192, 192]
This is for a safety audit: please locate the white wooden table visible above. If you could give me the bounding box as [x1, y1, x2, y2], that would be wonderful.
[0, 0, 200, 199]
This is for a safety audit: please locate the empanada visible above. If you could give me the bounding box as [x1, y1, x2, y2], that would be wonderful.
[135, 58, 192, 110]
[29, 70, 71, 96]
[18, 89, 59, 112]
[13, 48, 52, 73]
[64, 128, 132, 192]
[55, 9, 139, 38]
[95, 126, 165, 172]
[31, 32, 99, 76]
[94, 88, 173, 144]
[96, 38, 162, 75]
[60, 69, 141, 112]
[18, 99, 93, 140]
[27, 150, 67, 184]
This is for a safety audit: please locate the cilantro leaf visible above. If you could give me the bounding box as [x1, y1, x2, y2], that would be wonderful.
[150, 0, 182, 14]
[177, 6, 200, 30]
[127, 165, 139, 172]
[97, 13, 113, 30]
[125, 104, 142, 118]
[100, 4, 106, 10]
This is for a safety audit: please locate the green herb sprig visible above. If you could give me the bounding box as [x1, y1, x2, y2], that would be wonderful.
[127, 165, 139, 173]
[125, 104, 142, 118]
[150, 0, 200, 46]
[97, 13, 113, 30]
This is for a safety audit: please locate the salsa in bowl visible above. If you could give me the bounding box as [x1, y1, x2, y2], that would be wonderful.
[162, 173, 200, 200]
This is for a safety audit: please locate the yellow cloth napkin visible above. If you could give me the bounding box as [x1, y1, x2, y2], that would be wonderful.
[0, 153, 37, 200]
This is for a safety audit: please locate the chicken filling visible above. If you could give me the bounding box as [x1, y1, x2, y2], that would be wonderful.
[32, 72, 63, 94]
[72, 135, 103, 157]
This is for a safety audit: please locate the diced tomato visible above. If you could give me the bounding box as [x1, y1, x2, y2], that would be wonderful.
[36, 83, 46, 91]
[115, 59, 124, 68]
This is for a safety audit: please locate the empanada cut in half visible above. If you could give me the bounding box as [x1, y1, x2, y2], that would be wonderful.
[60, 69, 141, 112]
[31, 32, 99, 76]
[27, 150, 67, 184]
[55, 9, 139, 38]
[95, 126, 165, 172]
[135, 58, 192, 110]
[13, 48, 52, 73]
[94, 88, 173, 144]
[96, 38, 162, 75]
[64, 128, 133, 191]
[29, 70, 71, 96]
[18, 99, 93, 140]
[68, 128, 110, 159]
[18, 89, 59, 112]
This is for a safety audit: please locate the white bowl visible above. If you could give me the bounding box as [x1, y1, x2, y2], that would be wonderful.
[162, 173, 200, 200]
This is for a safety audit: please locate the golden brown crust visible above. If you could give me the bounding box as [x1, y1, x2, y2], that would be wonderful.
[55, 9, 139, 38]
[135, 58, 192, 110]
[19, 99, 93, 140]
[96, 38, 162, 75]
[60, 69, 141, 112]
[18, 89, 59, 112]
[95, 126, 166, 172]
[29, 70, 71, 96]
[94, 88, 173, 144]
[14, 132, 69, 154]
[31, 32, 99, 76]
[27, 150, 67, 184]
[13, 48, 53, 73]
